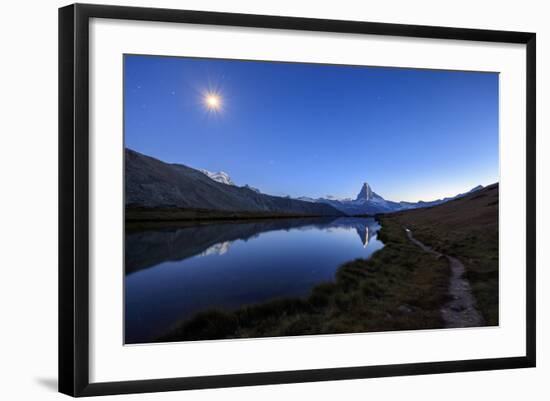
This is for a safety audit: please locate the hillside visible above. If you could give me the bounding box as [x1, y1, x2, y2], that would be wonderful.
[125, 149, 343, 220]
[383, 182, 499, 324]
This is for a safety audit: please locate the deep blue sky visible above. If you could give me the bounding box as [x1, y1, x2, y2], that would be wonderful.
[124, 55, 499, 202]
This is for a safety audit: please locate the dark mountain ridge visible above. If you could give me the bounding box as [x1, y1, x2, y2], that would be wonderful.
[125, 149, 343, 218]
[126, 148, 486, 220]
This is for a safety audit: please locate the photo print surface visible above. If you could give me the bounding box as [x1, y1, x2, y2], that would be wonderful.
[124, 54, 499, 345]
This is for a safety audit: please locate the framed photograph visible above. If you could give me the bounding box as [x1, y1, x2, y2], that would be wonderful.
[59, 3, 536, 397]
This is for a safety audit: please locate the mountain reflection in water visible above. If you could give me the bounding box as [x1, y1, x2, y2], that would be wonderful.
[189, 219, 374, 258]
[125, 217, 383, 343]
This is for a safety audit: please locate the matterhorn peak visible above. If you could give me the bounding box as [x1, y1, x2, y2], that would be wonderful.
[356, 182, 374, 201]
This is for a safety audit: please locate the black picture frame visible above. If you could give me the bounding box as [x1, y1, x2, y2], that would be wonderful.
[59, 3, 536, 397]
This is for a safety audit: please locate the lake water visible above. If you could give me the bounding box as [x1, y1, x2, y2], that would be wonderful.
[125, 217, 384, 344]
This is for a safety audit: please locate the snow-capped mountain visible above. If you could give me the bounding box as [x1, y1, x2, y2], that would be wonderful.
[199, 169, 235, 186]
[194, 166, 483, 215]
[300, 182, 484, 215]
[315, 183, 396, 214]
[126, 149, 342, 216]
[296, 196, 317, 203]
[326, 195, 352, 201]
[199, 170, 263, 194]
[356, 182, 375, 202]
[135, 148, 483, 217]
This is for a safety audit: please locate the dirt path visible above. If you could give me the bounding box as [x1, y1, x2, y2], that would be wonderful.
[404, 228, 485, 328]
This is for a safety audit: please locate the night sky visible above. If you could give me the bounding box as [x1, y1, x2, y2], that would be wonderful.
[124, 54, 499, 202]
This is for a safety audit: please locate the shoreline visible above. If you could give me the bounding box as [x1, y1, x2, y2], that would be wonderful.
[137, 216, 452, 344]
[126, 206, 345, 221]
[125, 206, 348, 230]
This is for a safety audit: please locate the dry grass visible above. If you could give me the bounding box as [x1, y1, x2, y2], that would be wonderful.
[386, 183, 499, 325]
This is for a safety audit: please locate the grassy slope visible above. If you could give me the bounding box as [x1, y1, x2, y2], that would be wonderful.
[385, 183, 499, 325]
[155, 216, 450, 343]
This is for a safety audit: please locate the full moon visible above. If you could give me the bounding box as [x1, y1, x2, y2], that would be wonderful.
[205, 93, 221, 111]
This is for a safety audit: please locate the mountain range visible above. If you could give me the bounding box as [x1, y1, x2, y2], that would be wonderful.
[125, 149, 342, 217]
[125, 148, 483, 218]
[297, 182, 484, 215]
